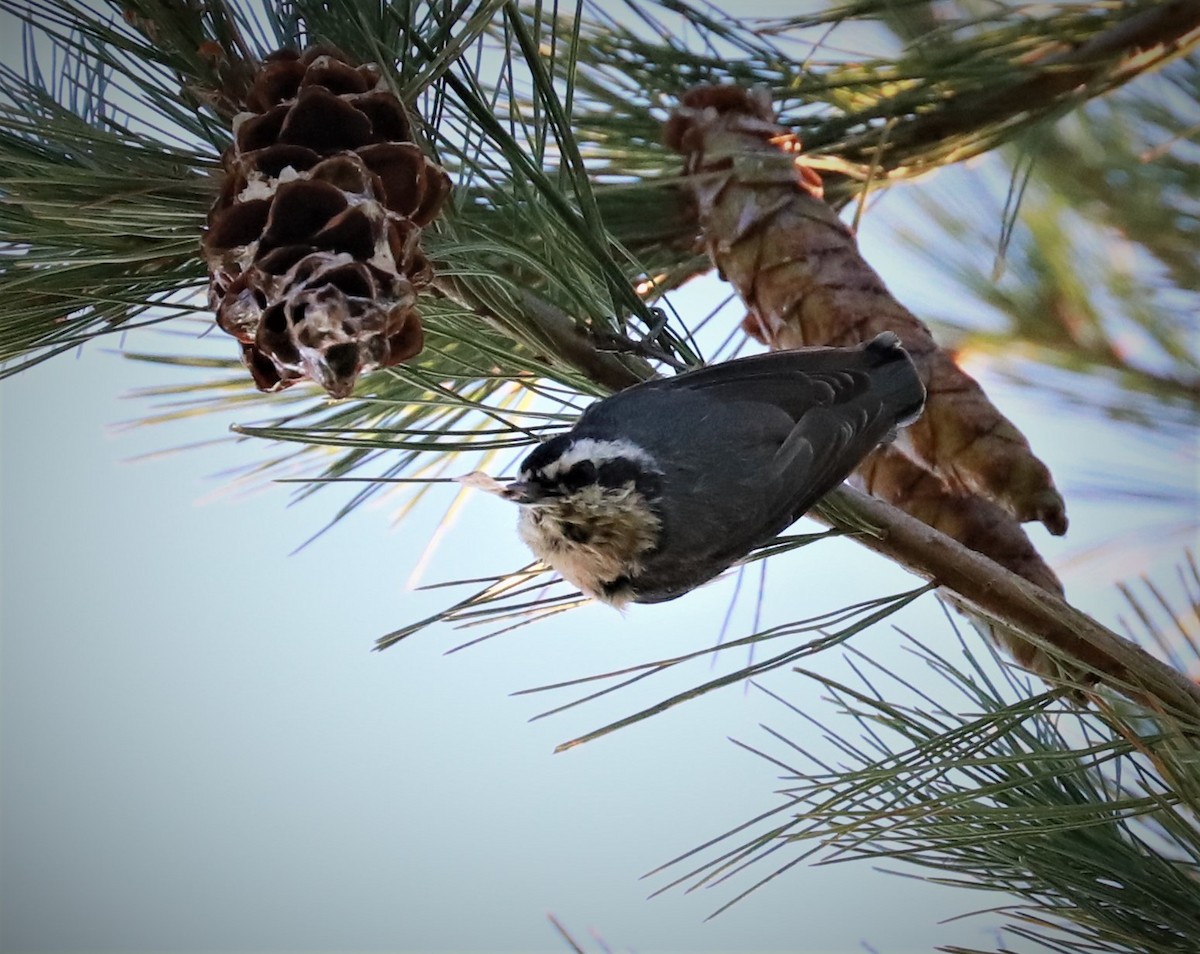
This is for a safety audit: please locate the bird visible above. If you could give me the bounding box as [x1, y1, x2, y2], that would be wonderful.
[461, 332, 926, 606]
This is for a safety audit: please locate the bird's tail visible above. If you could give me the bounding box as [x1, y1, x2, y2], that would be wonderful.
[862, 331, 926, 429]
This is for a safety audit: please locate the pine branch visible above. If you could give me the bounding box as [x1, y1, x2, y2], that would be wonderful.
[373, 277, 1200, 725]
[646, 577, 1200, 949]
[5, 8, 1200, 943]
[810, 486, 1200, 722]
[430, 275, 653, 394]
[559, 0, 1200, 342]
[836, 0, 1200, 168]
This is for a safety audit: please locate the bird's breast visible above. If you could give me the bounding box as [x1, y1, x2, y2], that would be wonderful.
[517, 485, 661, 604]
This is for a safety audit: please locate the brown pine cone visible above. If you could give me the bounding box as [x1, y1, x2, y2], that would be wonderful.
[203, 47, 451, 397]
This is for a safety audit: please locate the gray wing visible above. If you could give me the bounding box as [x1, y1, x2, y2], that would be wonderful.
[628, 333, 923, 422]
[575, 336, 924, 601]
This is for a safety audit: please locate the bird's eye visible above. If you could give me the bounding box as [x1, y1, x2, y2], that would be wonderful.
[560, 459, 598, 492]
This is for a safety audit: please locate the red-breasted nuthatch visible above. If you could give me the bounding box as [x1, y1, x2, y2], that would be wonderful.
[463, 332, 925, 605]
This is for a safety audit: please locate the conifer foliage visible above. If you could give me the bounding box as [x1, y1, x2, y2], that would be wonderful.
[1, 2, 1199, 950]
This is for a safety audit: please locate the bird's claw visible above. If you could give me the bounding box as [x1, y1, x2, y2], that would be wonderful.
[591, 307, 689, 371]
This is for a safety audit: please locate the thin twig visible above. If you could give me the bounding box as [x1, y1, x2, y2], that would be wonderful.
[431, 275, 650, 393]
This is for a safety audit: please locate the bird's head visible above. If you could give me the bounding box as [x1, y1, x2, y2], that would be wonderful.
[459, 436, 664, 603]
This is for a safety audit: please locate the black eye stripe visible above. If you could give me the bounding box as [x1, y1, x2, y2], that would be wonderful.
[522, 444, 662, 500]
[596, 458, 639, 489]
[560, 460, 598, 491]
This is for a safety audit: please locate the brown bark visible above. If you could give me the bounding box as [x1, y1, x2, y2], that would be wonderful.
[810, 484, 1200, 719]
[853, 447, 1063, 597]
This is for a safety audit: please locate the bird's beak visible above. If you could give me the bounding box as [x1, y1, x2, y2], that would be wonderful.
[456, 471, 546, 505]
[456, 471, 508, 497]
[500, 480, 544, 504]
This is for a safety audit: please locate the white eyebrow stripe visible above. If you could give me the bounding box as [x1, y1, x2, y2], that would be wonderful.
[530, 437, 659, 480]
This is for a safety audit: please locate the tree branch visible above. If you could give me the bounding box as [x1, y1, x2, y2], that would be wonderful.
[813, 486, 1200, 721]
[836, 0, 1200, 167]
[439, 270, 1200, 721]
[432, 275, 651, 394]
